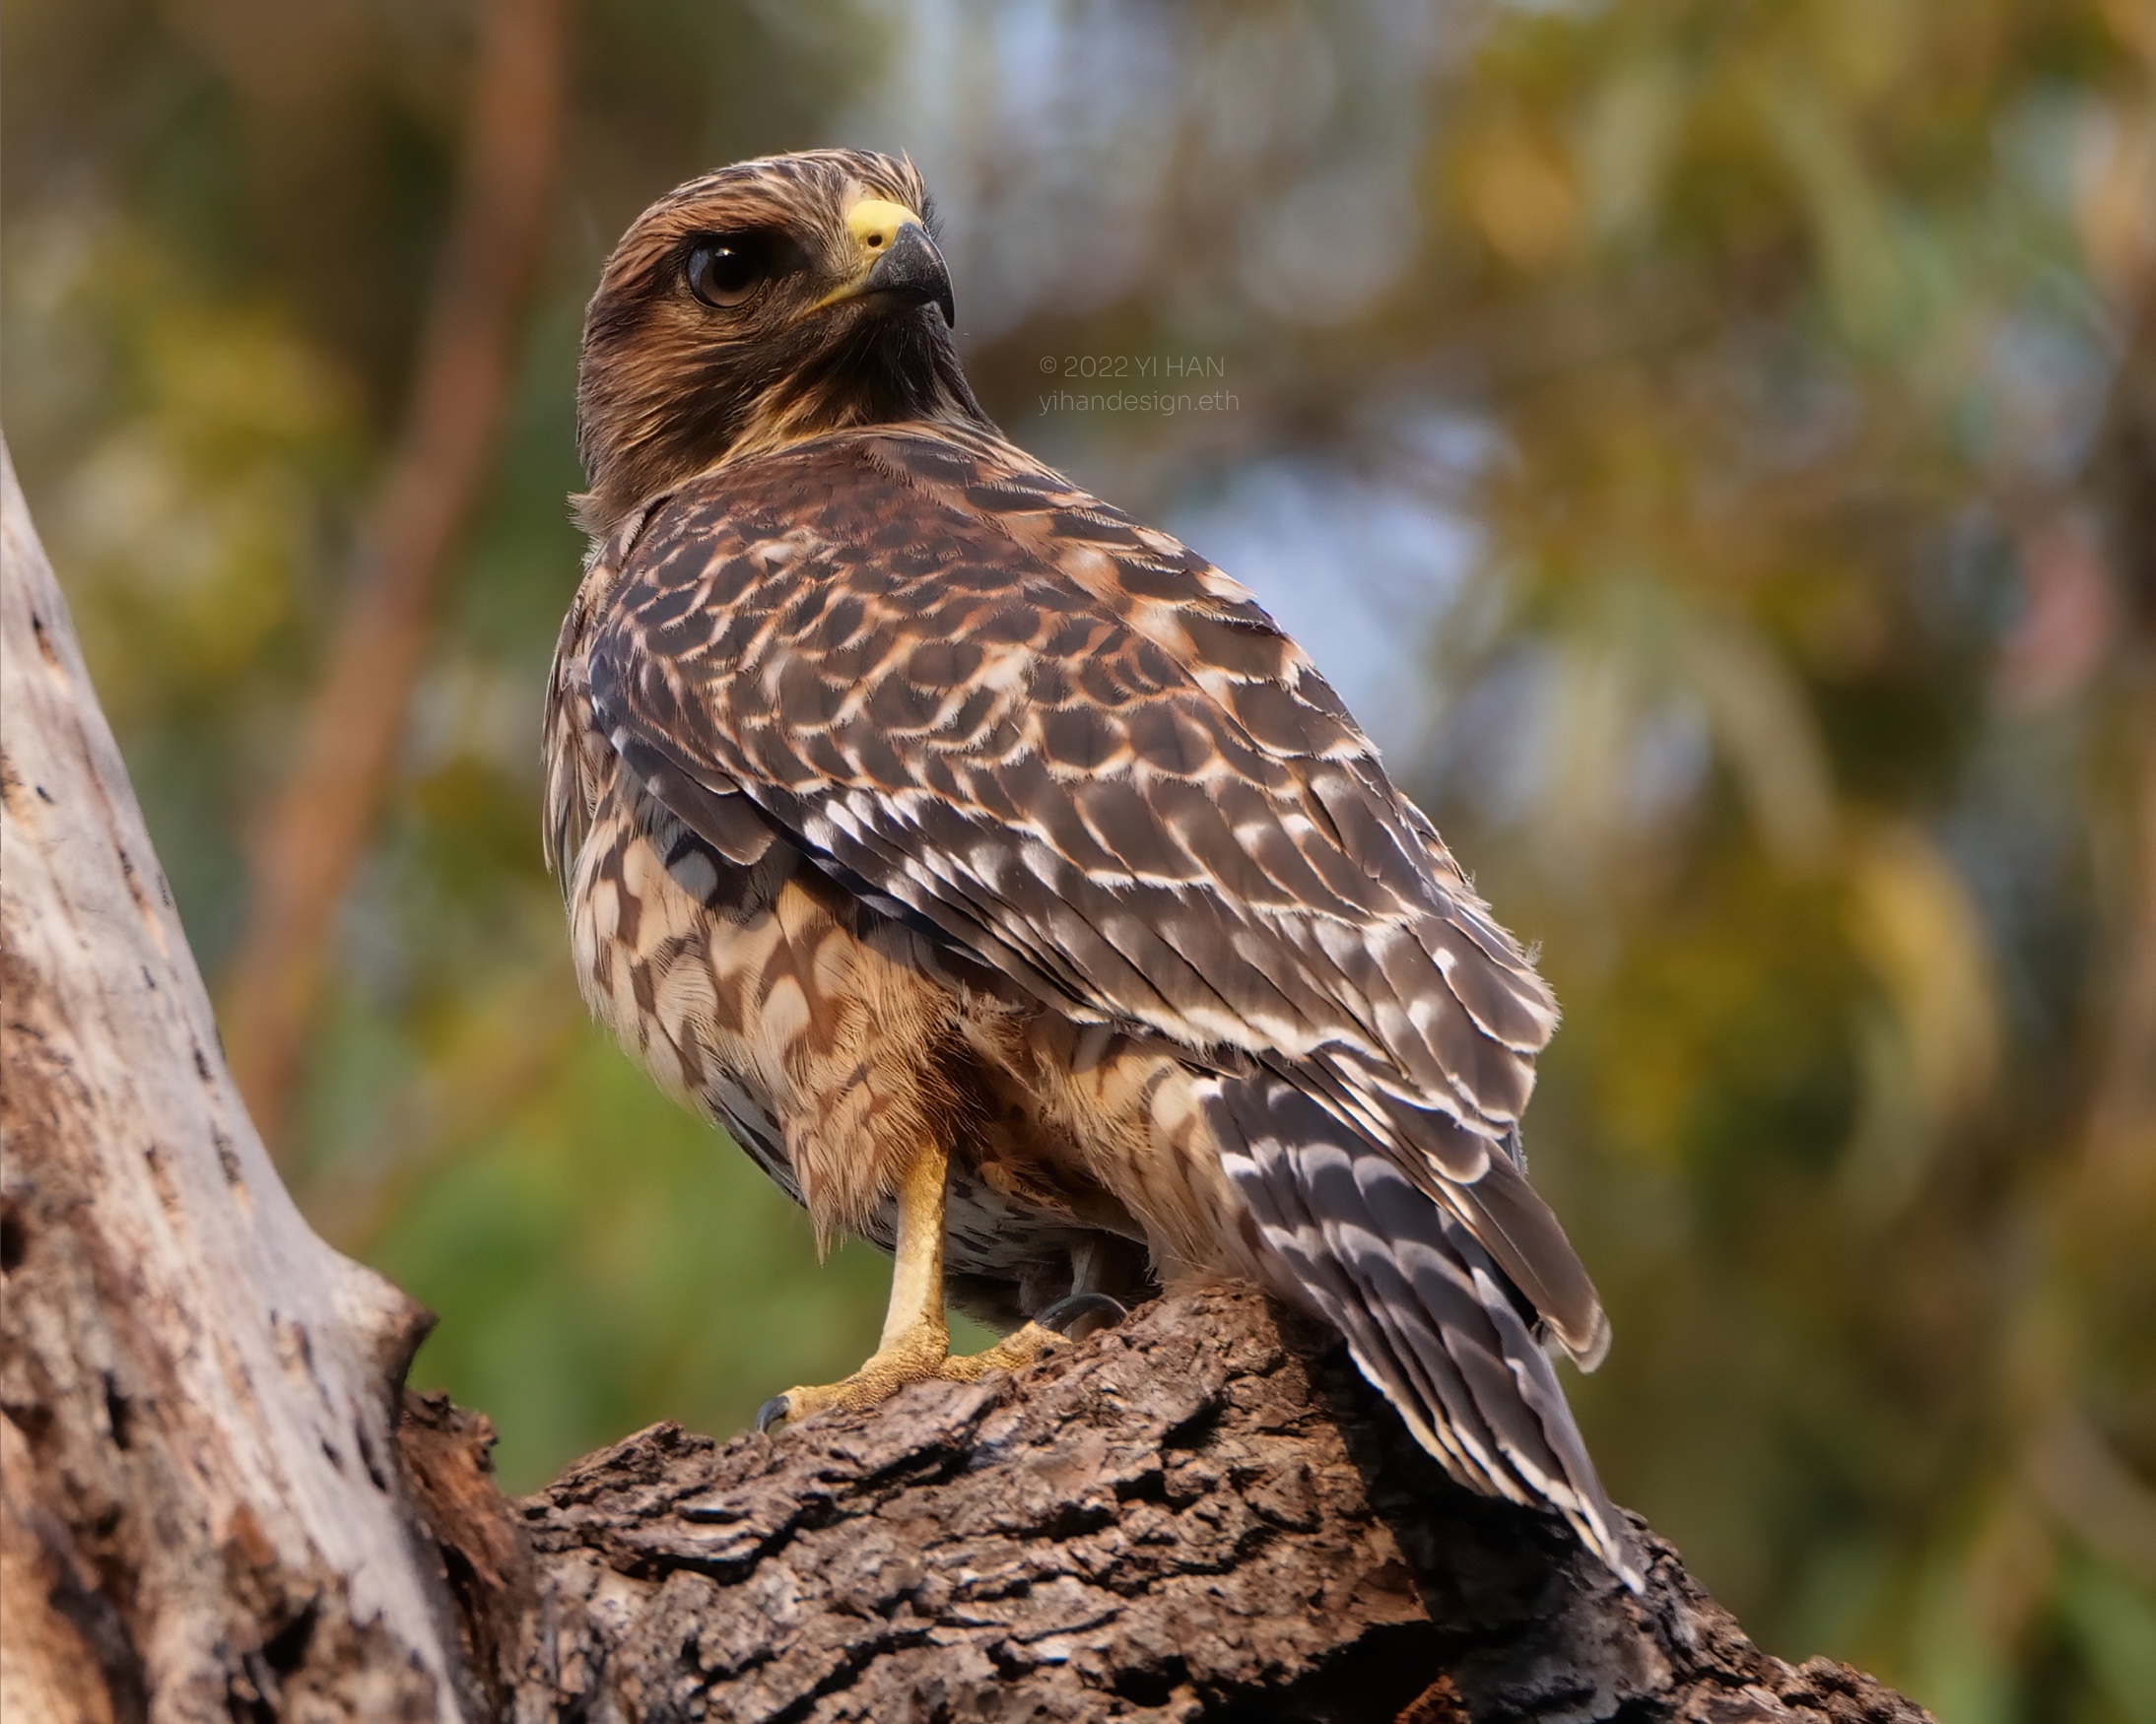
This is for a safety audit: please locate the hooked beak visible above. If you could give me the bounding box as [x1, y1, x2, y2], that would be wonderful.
[821, 196, 955, 328]
[863, 223, 955, 328]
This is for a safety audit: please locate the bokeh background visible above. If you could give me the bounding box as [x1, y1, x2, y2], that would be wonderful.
[5, 1, 2153, 1716]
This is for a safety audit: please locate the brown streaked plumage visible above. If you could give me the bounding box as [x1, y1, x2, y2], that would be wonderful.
[546, 148, 1642, 1586]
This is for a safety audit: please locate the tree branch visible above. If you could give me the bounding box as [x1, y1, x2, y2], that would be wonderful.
[1, 437, 468, 1721]
[402, 1285, 1935, 1724]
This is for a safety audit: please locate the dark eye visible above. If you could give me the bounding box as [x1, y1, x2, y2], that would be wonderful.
[686, 237, 769, 307]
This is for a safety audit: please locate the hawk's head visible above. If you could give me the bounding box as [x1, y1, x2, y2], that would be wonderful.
[574, 149, 988, 535]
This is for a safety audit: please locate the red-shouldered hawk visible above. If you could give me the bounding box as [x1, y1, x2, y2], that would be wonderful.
[545, 149, 1640, 1587]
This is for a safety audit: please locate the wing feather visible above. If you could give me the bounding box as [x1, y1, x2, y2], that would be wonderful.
[561, 421, 1608, 1382]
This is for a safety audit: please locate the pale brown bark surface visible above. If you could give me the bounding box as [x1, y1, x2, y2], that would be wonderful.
[1, 440, 468, 1720]
[4, 441, 1932, 1723]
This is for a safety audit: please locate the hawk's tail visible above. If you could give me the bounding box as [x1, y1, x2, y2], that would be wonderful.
[1211, 1074, 1645, 1591]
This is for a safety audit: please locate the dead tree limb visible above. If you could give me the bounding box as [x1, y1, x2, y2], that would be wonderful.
[400, 1285, 1934, 1724]
[3, 446, 1931, 1722]
[1, 439, 469, 1719]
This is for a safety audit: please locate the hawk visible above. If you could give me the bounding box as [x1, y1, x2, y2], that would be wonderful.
[546, 149, 1640, 1586]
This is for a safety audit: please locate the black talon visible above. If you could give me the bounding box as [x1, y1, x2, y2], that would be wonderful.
[1038, 1293, 1127, 1340]
[755, 1394, 791, 1432]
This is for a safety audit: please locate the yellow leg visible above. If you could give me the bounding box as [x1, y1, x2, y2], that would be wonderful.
[756, 1142, 1126, 1430]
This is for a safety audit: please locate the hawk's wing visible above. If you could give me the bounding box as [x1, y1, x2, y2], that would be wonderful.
[568, 424, 1605, 1364]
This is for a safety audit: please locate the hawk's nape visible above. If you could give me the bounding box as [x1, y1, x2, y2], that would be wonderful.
[546, 147, 1642, 1591]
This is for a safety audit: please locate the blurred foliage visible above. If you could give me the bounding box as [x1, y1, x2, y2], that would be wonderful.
[5, 1, 2152, 1719]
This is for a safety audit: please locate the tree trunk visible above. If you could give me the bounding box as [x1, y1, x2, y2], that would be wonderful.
[1, 442, 467, 1722]
[0, 443, 1932, 1723]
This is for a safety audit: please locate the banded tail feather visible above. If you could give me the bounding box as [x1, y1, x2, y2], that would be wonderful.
[1211, 1074, 1643, 1590]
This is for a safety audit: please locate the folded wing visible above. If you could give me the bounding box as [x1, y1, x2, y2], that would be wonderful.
[554, 422, 1633, 1578]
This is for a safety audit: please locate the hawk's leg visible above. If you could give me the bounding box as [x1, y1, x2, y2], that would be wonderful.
[756, 1140, 1123, 1430]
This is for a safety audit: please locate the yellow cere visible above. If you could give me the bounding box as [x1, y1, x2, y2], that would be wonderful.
[845, 198, 923, 256]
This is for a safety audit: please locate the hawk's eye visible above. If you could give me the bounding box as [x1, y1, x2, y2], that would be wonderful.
[686, 237, 769, 308]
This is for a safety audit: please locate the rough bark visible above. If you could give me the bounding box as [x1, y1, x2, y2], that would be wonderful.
[1, 441, 468, 1721]
[2, 442, 1931, 1722]
[397, 1286, 1932, 1724]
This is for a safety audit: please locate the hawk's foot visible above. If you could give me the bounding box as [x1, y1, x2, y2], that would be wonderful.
[755, 1293, 1125, 1431]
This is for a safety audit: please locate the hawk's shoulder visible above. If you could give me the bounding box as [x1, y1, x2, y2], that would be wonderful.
[570, 421, 1554, 1117]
